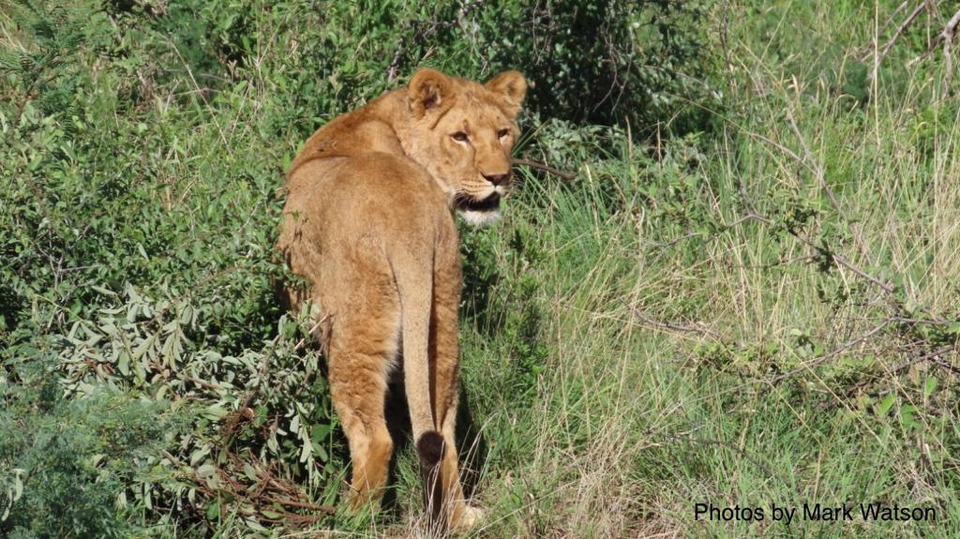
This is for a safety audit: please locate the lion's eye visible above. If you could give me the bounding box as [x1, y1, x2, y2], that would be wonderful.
[497, 129, 511, 139]
[452, 132, 469, 142]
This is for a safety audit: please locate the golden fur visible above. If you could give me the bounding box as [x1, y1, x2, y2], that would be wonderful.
[275, 68, 526, 531]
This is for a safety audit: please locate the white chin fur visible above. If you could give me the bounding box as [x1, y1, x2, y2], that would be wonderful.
[460, 208, 502, 227]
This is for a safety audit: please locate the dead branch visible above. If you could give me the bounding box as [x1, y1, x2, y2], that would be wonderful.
[513, 158, 578, 181]
[877, 1, 912, 39]
[928, 350, 960, 376]
[909, 6, 960, 86]
[751, 119, 875, 264]
[767, 318, 894, 385]
[829, 344, 957, 406]
[629, 201, 958, 388]
[787, 231, 895, 295]
[628, 305, 746, 350]
[890, 345, 959, 375]
[866, 0, 932, 71]
[167, 447, 337, 529]
[864, 1, 960, 89]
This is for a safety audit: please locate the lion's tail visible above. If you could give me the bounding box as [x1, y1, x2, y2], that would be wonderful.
[417, 430, 446, 526]
[395, 253, 447, 526]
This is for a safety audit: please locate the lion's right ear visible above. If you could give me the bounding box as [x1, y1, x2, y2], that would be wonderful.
[408, 68, 454, 119]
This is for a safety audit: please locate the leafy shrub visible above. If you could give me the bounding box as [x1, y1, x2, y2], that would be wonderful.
[53, 287, 342, 533]
[100, 0, 720, 135]
[0, 346, 182, 539]
[1, 1, 329, 534]
[487, 0, 720, 133]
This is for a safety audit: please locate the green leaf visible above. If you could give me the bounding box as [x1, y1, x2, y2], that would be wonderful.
[900, 405, 919, 431]
[203, 403, 229, 420]
[132, 334, 157, 360]
[205, 498, 220, 520]
[311, 423, 331, 441]
[196, 463, 217, 478]
[876, 393, 896, 417]
[243, 462, 258, 482]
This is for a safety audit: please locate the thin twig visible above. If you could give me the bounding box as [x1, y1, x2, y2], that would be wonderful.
[513, 158, 578, 180]
[749, 121, 874, 264]
[909, 6, 960, 71]
[645, 230, 704, 249]
[876, 1, 912, 40]
[768, 318, 893, 385]
[832, 344, 957, 405]
[724, 212, 772, 228]
[744, 131, 803, 168]
[784, 107, 876, 262]
[890, 345, 958, 375]
[785, 229, 894, 294]
[869, 0, 931, 70]
[294, 314, 328, 351]
[929, 353, 960, 376]
[185, 376, 225, 391]
[784, 111, 844, 221]
[266, 496, 337, 514]
[628, 305, 745, 350]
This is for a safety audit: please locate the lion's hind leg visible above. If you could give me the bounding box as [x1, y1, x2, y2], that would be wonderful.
[321, 241, 401, 510]
[329, 360, 395, 510]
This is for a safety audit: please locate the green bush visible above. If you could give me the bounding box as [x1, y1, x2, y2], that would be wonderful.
[1, 1, 330, 534]
[0, 346, 183, 539]
[100, 0, 720, 136]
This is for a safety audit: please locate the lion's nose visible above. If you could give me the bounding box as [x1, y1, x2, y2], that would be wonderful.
[483, 172, 510, 186]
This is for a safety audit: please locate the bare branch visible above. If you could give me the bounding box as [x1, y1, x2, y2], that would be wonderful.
[513, 158, 578, 181]
[750, 118, 875, 264]
[867, 0, 932, 71]
[628, 305, 745, 350]
[877, 1, 912, 39]
[788, 230, 895, 294]
[890, 346, 959, 375]
[908, 6, 960, 89]
[768, 318, 894, 385]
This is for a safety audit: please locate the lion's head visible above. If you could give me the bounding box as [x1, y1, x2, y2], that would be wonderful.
[401, 68, 527, 226]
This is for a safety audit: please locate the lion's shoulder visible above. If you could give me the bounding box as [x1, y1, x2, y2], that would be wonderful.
[288, 91, 408, 175]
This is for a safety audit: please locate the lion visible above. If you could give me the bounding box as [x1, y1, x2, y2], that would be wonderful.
[275, 67, 527, 532]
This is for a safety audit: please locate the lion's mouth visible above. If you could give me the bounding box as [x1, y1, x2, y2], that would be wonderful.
[458, 193, 500, 213]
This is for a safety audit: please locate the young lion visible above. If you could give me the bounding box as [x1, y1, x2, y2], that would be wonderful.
[275, 68, 526, 531]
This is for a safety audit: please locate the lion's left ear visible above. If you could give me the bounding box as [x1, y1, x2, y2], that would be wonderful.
[409, 68, 455, 119]
[485, 70, 527, 117]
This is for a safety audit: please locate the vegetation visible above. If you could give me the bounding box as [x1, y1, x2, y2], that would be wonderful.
[2, 0, 958, 537]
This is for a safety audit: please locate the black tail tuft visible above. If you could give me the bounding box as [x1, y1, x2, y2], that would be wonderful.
[417, 430, 445, 468]
[417, 431, 446, 530]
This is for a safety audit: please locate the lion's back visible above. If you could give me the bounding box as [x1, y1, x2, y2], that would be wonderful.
[276, 150, 452, 313]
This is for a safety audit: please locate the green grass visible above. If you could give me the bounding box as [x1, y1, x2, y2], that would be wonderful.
[2, 0, 959, 537]
[443, 4, 960, 537]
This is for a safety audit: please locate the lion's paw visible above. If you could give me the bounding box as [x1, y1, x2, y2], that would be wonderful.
[451, 504, 484, 532]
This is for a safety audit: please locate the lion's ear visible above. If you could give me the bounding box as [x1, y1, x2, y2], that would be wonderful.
[485, 70, 527, 117]
[408, 68, 454, 119]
